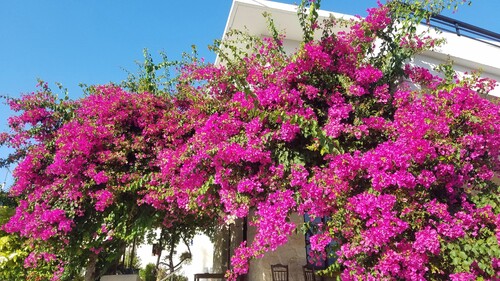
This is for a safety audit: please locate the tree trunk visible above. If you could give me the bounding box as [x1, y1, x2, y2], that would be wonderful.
[155, 230, 164, 281]
[130, 236, 137, 269]
[168, 237, 175, 281]
[156, 229, 164, 269]
[85, 252, 98, 281]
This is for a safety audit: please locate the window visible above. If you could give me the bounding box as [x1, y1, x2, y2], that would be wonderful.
[304, 214, 336, 269]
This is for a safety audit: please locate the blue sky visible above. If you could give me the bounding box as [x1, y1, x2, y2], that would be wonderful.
[0, 0, 499, 188]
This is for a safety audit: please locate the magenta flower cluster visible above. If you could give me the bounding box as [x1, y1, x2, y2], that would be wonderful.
[1, 1, 499, 280]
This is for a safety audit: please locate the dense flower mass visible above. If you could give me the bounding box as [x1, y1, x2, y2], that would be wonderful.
[1, 0, 499, 280]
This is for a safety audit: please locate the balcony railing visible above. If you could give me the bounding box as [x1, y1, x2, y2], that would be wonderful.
[427, 14, 500, 48]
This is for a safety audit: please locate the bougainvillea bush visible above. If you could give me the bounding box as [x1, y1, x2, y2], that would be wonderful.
[1, 0, 499, 280]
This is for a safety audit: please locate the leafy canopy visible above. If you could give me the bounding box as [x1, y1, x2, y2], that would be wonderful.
[1, 0, 499, 280]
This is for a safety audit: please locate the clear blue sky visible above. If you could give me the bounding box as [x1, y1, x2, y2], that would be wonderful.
[0, 0, 499, 188]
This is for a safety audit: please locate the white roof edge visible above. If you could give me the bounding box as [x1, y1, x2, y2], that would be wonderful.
[229, 0, 352, 18]
[216, 0, 357, 64]
[221, 0, 357, 39]
[218, 0, 500, 82]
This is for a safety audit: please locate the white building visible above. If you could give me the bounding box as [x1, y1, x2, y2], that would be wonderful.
[218, 1, 500, 281]
[136, 1, 500, 280]
[222, 0, 500, 97]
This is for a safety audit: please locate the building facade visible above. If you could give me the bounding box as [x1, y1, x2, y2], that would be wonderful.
[216, 1, 500, 281]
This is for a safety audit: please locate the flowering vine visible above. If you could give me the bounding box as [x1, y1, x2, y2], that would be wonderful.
[1, 0, 499, 280]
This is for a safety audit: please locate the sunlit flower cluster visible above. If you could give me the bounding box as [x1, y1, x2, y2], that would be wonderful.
[1, 0, 499, 280]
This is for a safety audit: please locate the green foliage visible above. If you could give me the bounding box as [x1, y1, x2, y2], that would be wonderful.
[470, 183, 500, 213]
[0, 190, 16, 208]
[121, 49, 177, 96]
[263, 12, 286, 55]
[298, 0, 321, 43]
[0, 205, 13, 225]
[442, 228, 500, 277]
[156, 271, 188, 281]
[140, 263, 157, 281]
[0, 206, 28, 281]
[370, 0, 469, 89]
[0, 81, 76, 169]
[121, 46, 204, 97]
[434, 59, 457, 84]
[2, 0, 497, 280]
[390, 0, 471, 22]
[172, 275, 188, 281]
[123, 250, 142, 271]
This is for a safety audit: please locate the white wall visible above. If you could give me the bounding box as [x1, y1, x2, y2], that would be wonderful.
[247, 213, 307, 281]
[414, 53, 500, 97]
[136, 234, 215, 281]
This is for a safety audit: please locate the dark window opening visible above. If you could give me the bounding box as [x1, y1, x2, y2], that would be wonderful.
[304, 214, 336, 270]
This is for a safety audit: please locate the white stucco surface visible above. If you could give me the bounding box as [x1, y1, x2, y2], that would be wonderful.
[247, 213, 307, 281]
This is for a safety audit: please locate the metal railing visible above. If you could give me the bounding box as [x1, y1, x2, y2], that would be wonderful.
[427, 14, 500, 48]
